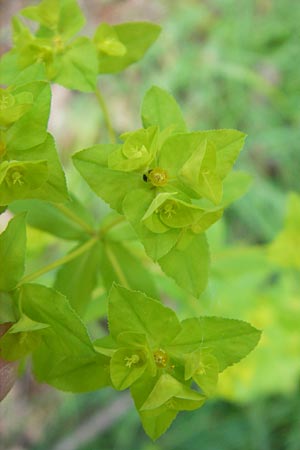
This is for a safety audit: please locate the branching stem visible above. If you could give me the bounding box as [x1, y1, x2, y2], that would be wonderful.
[54, 203, 95, 235]
[17, 237, 98, 286]
[95, 86, 116, 144]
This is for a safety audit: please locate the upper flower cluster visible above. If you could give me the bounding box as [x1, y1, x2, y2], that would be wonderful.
[73, 86, 246, 295]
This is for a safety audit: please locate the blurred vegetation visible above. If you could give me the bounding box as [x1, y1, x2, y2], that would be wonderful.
[1, 0, 299, 449]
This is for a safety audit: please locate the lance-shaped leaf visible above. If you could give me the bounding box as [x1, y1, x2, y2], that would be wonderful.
[168, 317, 261, 371]
[0, 160, 48, 205]
[96, 22, 161, 74]
[158, 230, 210, 297]
[123, 189, 181, 260]
[8, 133, 68, 203]
[142, 86, 187, 133]
[108, 284, 181, 346]
[72, 144, 143, 213]
[19, 283, 110, 392]
[0, 214, 26, 291]
[100, 240, 158, 298]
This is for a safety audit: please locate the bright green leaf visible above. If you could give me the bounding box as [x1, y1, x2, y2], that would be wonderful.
[96, 22, 161, 74]
[169, 317, 261, 371]
[108, 284, 181, 346]
[19, 283, 110, 392]
[72, 145, 143, 213]
[142, 86, 187, 133]
[158, 230, 209, 297]
[131, 374, 178, 440]
[53, 37, 98, 92]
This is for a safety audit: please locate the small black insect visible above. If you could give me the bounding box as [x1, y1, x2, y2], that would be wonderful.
[143, 169, 152, 182]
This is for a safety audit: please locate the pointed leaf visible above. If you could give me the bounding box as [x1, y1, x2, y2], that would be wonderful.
[19, 283, 110, 391]
[169, 317, 261, 371]
[131, 374, 178, 440]
[96, 22, 161, 74]
[72, 145, 143, 213]
[142, 86, 187, 133]
[53, 37, 98, 92]
[158, 230, 209, 297]
[108, 285, 181, 346]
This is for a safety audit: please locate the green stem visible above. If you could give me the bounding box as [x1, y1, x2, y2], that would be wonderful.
[104, 243, 130, 288]
[95, 86, 116, 144]
[17, 237, 98, 286]
[99, 216, 125, 237]
[53, 203, 95, 235]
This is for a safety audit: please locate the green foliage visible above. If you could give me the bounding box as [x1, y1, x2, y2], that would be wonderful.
[0, 0, 263, 442]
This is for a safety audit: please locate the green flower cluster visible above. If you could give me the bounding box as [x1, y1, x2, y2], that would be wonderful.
[95, 284, 261, 440]
[73, 86, 247, 296]
[0, 67, 67, 207]
[0, 0, 160, 92]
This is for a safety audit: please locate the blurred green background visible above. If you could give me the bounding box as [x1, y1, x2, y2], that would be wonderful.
[1, 0, 300, 449]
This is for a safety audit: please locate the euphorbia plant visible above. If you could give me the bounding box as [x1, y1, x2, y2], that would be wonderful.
[0, 0, 261, 440]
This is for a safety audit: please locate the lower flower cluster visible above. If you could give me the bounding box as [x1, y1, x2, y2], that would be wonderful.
[94, 284, 261, 440]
